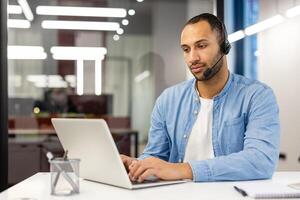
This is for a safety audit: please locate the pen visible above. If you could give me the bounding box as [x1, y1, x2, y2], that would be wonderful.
[52, 150, 68, 187]
[48, 150, 79, 193]
[234, 186, 248, 197]
[63, 150, 68, 160]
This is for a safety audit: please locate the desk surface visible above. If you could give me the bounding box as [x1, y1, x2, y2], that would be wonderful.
[1, 172, 300, 200]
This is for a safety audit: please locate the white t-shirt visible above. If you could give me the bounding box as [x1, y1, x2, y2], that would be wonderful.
[184, 97, 214, 162]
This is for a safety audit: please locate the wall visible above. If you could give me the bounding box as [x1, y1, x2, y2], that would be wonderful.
[152, 0, 187, 97]
[258, 0, 300, 170]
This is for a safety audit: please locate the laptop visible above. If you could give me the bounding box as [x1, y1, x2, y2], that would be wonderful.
[51, 118, 187, 189]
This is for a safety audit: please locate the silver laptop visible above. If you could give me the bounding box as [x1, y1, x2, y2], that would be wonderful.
[51, 118, 187, 189]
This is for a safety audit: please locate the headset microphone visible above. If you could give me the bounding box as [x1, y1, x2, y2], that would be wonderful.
[202, 16, 231, 80]
[199, 14, 232, 80]
[203, 53, 225, 80]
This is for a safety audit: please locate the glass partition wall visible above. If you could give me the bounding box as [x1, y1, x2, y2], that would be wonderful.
[7, 0, 215, 186]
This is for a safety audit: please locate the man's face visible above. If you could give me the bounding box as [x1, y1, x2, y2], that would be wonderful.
[180, 21, 222, 81]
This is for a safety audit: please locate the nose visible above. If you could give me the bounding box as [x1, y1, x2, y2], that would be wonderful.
[188, 49, 200, 65]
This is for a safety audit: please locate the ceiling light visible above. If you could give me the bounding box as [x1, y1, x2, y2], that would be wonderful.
[8, 52, 47, 60]
[135, 71, 150, 82]
[228, 30, 245, 43]
[95, 59, 102, 95]
[122, 19, 129, 26]
[113, 35, 120, 41]
[8, 5, 22, 14]
[26, 75, 68, 88]
[51, 46, 107, 60]
[27, 75, 47, 82]
[7, 19, 30, 28]
[48, 75, 63, 81]
[53, 54, 105, 61]
[36, 6, 127, 18]
[227, 6, 300, 44]
[9, 45, 45, 53]
[51, 46, 107, 55]
[244, 15, 284, 36]
[128, 9, 135, 16]
[17, 0, 34, 21]
[137, 0, 144, 2]
[35, 81, 68, 88]
[76, 60, 84, 95]
[65, 75, 76, 87]
[27, 75, 68, 88]
[42, 20, 120, 31]
[286, 5, 300, 18]
[8, 45, 47, 59]
[47, 76, 67, 88]
[116, 28, 124, 35]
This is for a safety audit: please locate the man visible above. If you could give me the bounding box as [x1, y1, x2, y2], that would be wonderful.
[121, 13, 280, 182]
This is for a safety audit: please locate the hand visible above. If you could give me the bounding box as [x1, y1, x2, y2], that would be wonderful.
[128, 156, 193, 182]
[120, 154, 137, 171]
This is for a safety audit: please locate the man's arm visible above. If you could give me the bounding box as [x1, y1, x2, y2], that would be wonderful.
[128, 92, 190, 182]
[128, 157, 193, 182]
[138, 93, 171, 161]
[188, 87, 280, 182]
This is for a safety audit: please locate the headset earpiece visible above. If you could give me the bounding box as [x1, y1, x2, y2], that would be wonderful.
[219, 18, 231, 55]
[221, 39, 231, 55]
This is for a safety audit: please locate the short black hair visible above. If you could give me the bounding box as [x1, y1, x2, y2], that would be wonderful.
[184, 13, 227, 45]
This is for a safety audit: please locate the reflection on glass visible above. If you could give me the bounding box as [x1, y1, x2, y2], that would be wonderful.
[7, 0, 196, 187]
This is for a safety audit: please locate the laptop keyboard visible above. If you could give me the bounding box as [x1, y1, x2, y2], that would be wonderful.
[131, 179, 159, 185]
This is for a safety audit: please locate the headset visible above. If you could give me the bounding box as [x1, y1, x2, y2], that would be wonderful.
[220, 19, 231, 55]
[203, 16, 231, 80]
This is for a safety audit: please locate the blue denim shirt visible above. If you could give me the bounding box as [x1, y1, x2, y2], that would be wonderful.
[139, 72, 280, 182]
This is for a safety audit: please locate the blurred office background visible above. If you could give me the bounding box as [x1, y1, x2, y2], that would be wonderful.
[1, 0, 300, 189]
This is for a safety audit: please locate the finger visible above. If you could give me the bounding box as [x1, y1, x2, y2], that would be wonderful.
[128, 160, 137, 172]
[120, 155, 130, 170]
[120, 154, 129, 164]
[121, 155, 135, 169]
[128, 161, 140, 181]
[129, 159, 137, 167]
[132, 164, 148, 181]
[138, 168, 155, 183]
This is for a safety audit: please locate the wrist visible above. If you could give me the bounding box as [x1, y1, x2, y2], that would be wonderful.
[177, 163, 193, 180]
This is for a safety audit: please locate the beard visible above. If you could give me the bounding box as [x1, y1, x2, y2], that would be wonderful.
[188, 53, 223, 81]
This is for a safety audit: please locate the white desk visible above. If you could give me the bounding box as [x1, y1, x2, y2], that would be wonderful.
[1, 172, 300, 200]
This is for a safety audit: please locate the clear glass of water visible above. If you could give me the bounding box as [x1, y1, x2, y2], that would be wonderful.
[50, 158, 80, 196]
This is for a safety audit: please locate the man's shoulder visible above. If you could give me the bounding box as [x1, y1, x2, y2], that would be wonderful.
[161, 79, 194, 97]
[231, 73, 272, 93]
[155, 79, 194, 106]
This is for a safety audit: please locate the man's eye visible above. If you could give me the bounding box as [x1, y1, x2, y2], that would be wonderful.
[182, 48, 189, 53]
[198, 44, 207, 49]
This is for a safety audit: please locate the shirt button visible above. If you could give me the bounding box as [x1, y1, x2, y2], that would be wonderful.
[194, 98, 198, 102]
[178, 159, 182, 163]
[183, 134, 187, 138]
[193, 110, 198, 115]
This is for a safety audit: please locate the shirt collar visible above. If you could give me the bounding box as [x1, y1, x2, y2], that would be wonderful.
[192, 72, 233, 100]
[214, 72, 233, 100]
